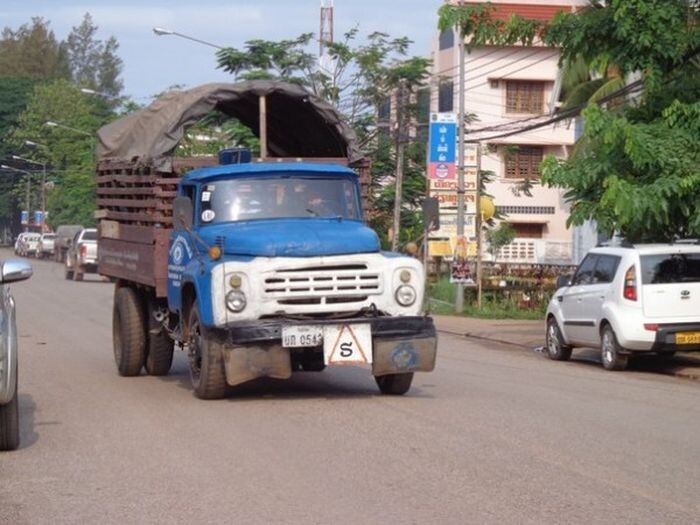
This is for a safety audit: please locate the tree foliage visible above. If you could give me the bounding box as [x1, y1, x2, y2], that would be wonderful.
[486, 223, 516, 261]
[0, 17, 69, 79]
[65, 13, 124, 100]
[541, 0, 700, 241]
[439, 0, 700, 242]
[7, 80, 106, 228]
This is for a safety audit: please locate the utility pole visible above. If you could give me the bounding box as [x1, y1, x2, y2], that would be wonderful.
[475, 145, 483, 308]
[392, 79, 408, 252]
[455, 26, 466, 313]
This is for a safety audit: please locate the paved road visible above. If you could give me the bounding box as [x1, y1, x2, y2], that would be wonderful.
[2, 249, 699, 524]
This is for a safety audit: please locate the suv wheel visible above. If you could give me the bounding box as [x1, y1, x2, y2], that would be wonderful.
[601, 325, 629, 371]
[546, 317, 572, 361]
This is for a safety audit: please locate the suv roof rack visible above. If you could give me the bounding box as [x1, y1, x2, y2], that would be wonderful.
[596, 239, 635, 248]
[670, 238, 700, 245]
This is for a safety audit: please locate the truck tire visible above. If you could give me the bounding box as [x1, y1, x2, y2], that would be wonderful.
[113, 286, 146, 376]
[144, 300, 174, 376]
[188, 304, 227, 399]
[375, 372, 414, 395]
[0, 364, 20, 451]
[73, 267, 83, 281]
[64, 266, 73, 280]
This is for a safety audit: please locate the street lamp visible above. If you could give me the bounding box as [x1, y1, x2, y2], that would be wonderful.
[1, 164, 34, 232]
[45, 120, 93, 137]
[152, 27, 224, 49]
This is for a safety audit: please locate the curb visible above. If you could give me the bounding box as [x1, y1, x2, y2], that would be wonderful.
[438, 328, 700, 382]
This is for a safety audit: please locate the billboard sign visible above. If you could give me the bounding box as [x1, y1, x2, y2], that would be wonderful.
[428, 113, 457, 183]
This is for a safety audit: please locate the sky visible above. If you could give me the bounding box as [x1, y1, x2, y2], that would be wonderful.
[2, 0, 445, 101]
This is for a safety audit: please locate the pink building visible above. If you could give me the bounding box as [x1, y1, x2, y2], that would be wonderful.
[430, 0, 593, 264]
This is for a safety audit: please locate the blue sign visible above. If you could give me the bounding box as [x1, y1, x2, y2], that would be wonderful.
[20, 210, 28, 225]
[34, 211, 44, 225]
[428, 113, 457, 181]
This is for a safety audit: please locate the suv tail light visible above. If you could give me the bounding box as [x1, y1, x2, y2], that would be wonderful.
[80, 244, 87, 258]
[623, 265, 637, 301]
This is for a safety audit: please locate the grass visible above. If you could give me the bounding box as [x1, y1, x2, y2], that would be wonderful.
[427, 277, 549, 320]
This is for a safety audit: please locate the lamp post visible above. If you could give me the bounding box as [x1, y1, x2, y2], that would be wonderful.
[13, 154, 48, 231]
[45, 120, 93, 137]
[1, 164, 33, 232]
[152, 27, 224, 49]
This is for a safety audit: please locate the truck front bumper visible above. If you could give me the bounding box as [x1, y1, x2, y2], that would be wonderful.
[209, 315, 438, 378]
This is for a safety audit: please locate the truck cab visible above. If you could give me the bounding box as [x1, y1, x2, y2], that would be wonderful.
[166, 161, 436, 398]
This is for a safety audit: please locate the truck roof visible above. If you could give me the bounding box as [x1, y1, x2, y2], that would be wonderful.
[182, 162, 357, 183]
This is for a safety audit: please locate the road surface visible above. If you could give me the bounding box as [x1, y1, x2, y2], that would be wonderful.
[2, 249, 699, 524]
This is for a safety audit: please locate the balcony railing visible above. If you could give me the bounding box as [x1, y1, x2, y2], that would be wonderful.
[488, 238, 573, 265]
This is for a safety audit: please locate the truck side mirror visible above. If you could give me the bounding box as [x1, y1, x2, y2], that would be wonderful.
[173, 196, 193, 230]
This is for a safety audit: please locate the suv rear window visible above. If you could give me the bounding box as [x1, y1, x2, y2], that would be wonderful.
[641, 253, 700, 284]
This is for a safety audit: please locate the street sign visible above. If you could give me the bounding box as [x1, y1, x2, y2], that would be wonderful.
[428, 113, 457, 183]
[20, 210, 28, 225]
[422, 197, 440, 232]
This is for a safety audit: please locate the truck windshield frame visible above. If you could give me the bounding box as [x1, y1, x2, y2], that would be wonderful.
[196, 174, 362, 225]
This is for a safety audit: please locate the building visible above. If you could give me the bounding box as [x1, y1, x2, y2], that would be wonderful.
[430, 0, 592, 264]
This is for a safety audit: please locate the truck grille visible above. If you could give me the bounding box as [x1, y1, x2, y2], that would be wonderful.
[263, 264, 382, 305]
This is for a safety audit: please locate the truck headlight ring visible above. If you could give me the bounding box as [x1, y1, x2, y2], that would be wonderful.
[395, 284, 417, 307]
[226, 290, 247, 312]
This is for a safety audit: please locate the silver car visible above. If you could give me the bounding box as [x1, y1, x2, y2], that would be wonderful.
[1, 259, 32, 451]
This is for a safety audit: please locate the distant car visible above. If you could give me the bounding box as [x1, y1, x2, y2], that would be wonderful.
[13, 233, 30, 255]
[65, 228, 98, 281]
[0, 259, 32, 451]
[20, 234, 40, 258]
[38, 233, 56, 259]
[54, 225, 84, 263]
[546, 242, 700, 371]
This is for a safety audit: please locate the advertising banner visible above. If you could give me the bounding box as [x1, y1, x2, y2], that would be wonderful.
[428, 113, 457, 183]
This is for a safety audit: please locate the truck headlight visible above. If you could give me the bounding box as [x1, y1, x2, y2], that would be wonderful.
[395, 284, 417, 306]
[226, 290, 247, 312]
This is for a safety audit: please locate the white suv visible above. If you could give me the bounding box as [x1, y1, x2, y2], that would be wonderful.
[545, 242, 700, 371]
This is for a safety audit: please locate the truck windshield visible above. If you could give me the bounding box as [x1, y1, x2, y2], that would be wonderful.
[198, 176, 361, 223]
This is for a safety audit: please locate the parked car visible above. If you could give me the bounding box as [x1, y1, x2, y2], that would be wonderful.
[65, 228, 98, 281]
[0, 259, 32, 451]
[38, 233, 56, 259]
[19, 234, 40, 258]
[545, 242, 700, 370]
[13, 233, 29, 255]
[54, 225, 84, 263]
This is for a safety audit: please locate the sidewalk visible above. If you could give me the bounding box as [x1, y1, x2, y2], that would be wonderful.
[432, 315, 700, 381]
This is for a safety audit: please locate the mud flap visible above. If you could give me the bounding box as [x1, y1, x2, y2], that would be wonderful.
[221, 344, 292, 387]
[372, 336, 437, 377]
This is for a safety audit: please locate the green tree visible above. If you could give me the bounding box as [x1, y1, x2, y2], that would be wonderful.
[486, 223, 516, 262]
[65, 13, 124, 101]
[8, 79, 106, 228]
[541, 0, 700, 241]
[439, 0, 700, 241]
[0, 17, 69, 79]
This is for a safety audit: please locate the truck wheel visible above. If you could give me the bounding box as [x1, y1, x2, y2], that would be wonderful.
[375, 373, 414, 395]
[188, 304, 226, 399]
[144, 300, 174, 376]
[64, 267, 73, 280]
[0, 363, 20, 451]
[113, 287, 146, 376]
[601, 325, 629, 371]
[546, 317, 572, 361]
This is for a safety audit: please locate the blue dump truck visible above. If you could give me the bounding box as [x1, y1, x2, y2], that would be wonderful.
[95, 81, 437, 399]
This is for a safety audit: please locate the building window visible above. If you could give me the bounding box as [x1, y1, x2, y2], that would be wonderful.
[438, 81, 453, 112]
[509, 222, 544, 239]
[439, 29, 454, 50]
[504, 146, 543, 179]
[505, 80, 545, 114]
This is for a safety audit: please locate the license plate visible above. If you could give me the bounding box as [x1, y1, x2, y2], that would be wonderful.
[282, 325, 323, 348]
[676, 332, 700, 345]
[323, 324, 372, 365]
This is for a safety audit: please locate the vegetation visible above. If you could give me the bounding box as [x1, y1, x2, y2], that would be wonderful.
[440, 0, 700, 242]
[485, 223, 516, 262]
[0, 14, 123, 229]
